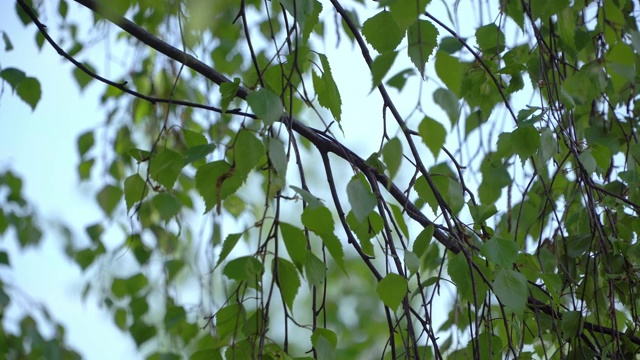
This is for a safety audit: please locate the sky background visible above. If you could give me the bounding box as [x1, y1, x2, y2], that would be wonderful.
[0, 0, 493, 358]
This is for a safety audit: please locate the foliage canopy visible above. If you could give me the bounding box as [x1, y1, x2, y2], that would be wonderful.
[2, 0, 640, 358]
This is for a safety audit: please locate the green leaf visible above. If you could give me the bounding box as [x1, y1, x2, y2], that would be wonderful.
[371, 51, 398, 89]
[412, 225, 434, 258]
[130, 321, 156, 347]
[313, 54, 342, 121]
[151, 193, 181, 221]
[558, 8, 576, 50]
[274, 257, 301, 312]
[418, 116, 446, 158]
[73, 63, 96, 90]
[563, 234, 591, 258]
[77, 131, 94, 158]
[16, 77, 41, 111]
[85, 223, 103, 243]
[182, 129, 207, 147]
[492, 268, 528, 315]
[304, 252, 326, 286]
[415, 174, 463, 215]
[346, 174, 377, 223]
[215, 303, 245, 339]
[389, 203, 409, 238]
[280, 223, 308, 272]
[114, 308, 127, 330]
[223, 256, 264, 283]
[404, 251, 420, 275]
[311, 328, 337, 360]
[362, 11, 405, 53]
[234, 130, 265, 175]
[578, 150, 596, 174]
[280, 0, 316, 29]
[435, 51, 462, 96]
[447, 252, 488, 304]
[511, 125, 540, 162]
[480, 237, 519, 268]
[125, 273, 148, 295]
[475, 23, 505, 53]
[149, 148, 184, 190]
[184, 143, 217, 164]
[195, 160, 245, 213]
[382, 137, 402, 180]
[0, 67, 26, 90]
[407, 20, 438, 75]
[388, 0, 427, 29]
[439, 36, 465, 54]
[2, 31, 13, 51]
[123, 174, 148, 211]
[215, 233, 243, 269]
[376, 273, 407, 309]
[386, 68, 414, 91]
[267, 138, 288, 177]
[219, 78, 240, 112]
[346, 211, 382, 256]
[246, 88, 283, 125]
[301, 205, 334, 234]
[479, 154, 511, 204]
[606, 42, 635, 93]
[468, 202, 498, 225]
[433, 88, 460, 125]
[289, 185, 324, 209]
[538, 128, 558, 163]
[96, 184, 123, 216]
[561, 311, 583, 340]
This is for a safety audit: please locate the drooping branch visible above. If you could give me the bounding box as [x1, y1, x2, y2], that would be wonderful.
[62, 0, 460, 253]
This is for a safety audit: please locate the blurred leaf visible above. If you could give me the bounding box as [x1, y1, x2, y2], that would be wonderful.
[96, 184, 123, 216]
[151, 192, 181, 221]
[73, 63, 96, 90]
[16, 77, 41, 110]
[123, 174, 148, 211]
